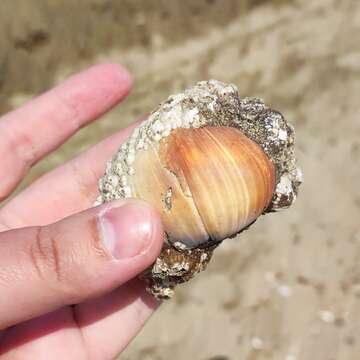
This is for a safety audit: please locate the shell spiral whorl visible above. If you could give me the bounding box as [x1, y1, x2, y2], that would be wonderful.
[97, 80, 302, 299]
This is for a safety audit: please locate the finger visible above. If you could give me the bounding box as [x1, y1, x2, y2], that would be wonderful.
[0, 63, 132, 201]
[0, 121, 141, 229]
[0, 199, 163, 330]
[0, 283, 158, 360]
[75, 280, 159, 359]
[0, 308, 87, 359]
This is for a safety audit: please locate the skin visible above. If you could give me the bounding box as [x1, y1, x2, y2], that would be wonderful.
[0, 64, 165, 359]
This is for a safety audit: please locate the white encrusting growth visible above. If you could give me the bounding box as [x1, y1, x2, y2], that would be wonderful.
[273, 175, 296, 208]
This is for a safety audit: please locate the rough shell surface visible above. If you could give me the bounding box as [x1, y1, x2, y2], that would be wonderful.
[96, 80, 302, 299]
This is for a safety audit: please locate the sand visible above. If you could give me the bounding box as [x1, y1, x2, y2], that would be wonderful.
[0, 0, 360, 359]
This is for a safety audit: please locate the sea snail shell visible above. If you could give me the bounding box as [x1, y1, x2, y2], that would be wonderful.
[96, 80, 302, 299]
[131, 126, 275, 249]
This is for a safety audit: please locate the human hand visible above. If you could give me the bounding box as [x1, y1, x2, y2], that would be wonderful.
[0, 64, 164, 359]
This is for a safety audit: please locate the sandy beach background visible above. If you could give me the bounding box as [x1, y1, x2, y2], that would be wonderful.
[1, 1, 360, 359]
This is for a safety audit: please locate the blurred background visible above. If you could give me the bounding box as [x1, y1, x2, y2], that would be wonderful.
[1, 0, 360, 359]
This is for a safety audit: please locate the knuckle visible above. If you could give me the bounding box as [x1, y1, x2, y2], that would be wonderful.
[29, 219, 109, 302]
[87, 217, 109, 260]
[70, 159, 98, 203]
[30, 227, 63, 283]
[0, 123, 37, 169]
[29, 226, 82, 302]
[55, 90, 81, 131]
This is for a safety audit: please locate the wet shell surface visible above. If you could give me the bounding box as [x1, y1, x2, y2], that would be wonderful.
[96, 80, 302, 299]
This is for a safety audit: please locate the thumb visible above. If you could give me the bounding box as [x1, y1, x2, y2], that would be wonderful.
[0, 199, 163, 330]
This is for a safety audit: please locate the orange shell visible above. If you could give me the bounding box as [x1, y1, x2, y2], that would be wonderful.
[130, 126, 275, 248]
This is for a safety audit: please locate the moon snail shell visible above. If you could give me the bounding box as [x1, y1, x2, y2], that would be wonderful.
[97, 80, 302, 299]
[131, 126, 275, 249]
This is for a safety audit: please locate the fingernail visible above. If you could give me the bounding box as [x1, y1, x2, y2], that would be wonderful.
[99, 201, 155, 260]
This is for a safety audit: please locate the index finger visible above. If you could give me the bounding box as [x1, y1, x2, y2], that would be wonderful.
[0, 63, 132, 201]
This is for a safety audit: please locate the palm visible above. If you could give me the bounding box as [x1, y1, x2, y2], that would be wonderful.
[0, 64, 158, 359]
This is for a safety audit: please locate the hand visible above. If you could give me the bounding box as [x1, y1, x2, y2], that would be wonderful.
[0, 64, 164, 359]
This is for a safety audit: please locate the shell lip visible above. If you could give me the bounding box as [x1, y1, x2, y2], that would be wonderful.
[170, 236, 223, 251]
